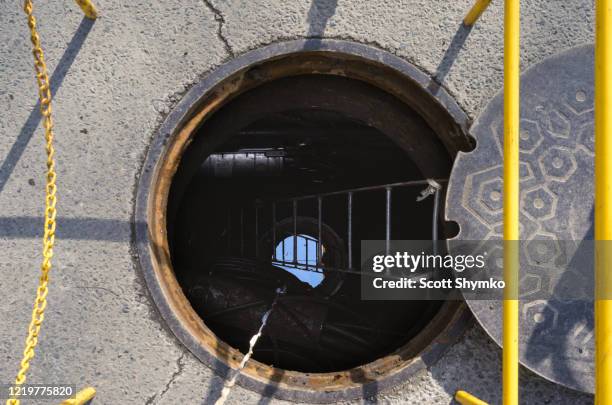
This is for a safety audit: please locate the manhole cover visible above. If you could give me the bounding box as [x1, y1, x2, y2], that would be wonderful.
[447, 44, 595, 393]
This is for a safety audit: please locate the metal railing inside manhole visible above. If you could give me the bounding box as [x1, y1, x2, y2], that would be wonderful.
[184, 178, 444, 372]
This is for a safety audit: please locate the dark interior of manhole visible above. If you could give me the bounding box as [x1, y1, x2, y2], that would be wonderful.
[167, 74, 455, 373]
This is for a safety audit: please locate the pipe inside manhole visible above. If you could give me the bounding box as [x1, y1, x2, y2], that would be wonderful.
[137, 40, 473, 402]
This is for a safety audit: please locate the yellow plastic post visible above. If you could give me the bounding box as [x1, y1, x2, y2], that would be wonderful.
[455, 390, 490, 405]
[463, 0, 493, 26]
[503, 0, 520, 404]
[59, 387, 96, 405]
[595, 1, 612, 404]
[74, 0, 98, 19]
[453, 2, 520, 403]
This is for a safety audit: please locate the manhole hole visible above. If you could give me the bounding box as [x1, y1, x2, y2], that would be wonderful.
[135, 40, 472, 402]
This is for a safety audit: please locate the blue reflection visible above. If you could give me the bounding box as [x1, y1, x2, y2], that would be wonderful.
[274, 234, 324, 287]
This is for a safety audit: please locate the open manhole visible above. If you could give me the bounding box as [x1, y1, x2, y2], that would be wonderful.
[135, 40, 472, 402]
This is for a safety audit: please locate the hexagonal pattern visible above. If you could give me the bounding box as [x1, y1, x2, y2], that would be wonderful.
[461, 165, 504, 229]
[565, 86, 594, 114]
[519, 119, 544, 153]
[547, 109, 572, 139]
[485, 245, 504, 273]
[538, 146, 578, 181]
[520, 161, 535, 182]
[520, 273, 543, 297]
[526, 234, 561, 267]
[523, 300, 559, 329]
[477, 177, 503, 213]
[522, 187, 558, 221]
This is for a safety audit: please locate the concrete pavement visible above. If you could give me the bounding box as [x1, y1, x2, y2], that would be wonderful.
[0, 1, 595, 403]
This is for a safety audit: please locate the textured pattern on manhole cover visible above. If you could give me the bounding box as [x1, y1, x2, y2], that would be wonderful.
[446, 44, 594, 393]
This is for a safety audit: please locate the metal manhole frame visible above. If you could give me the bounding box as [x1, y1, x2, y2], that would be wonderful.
[134, 39, 472, 403]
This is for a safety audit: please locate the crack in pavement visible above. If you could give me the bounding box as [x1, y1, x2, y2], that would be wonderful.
[203, 0, 235, 58]
[145, 352, 187, 404]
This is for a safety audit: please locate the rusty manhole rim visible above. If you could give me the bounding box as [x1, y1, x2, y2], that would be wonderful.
[134, 39, 472, 403]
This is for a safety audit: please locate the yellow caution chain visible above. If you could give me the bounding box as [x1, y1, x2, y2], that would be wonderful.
[74, 0, 98, 19]
[7, 1, 97, 404]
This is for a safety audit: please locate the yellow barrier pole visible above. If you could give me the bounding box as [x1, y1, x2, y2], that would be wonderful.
[463, 0, 492, 26]
[595, 1, 612, 404]
[74, 0, 98, 19]
[453, 2, 520, 404]
[503, 0, 520, 404]
[60, 387, 96, 405]
[455, 390, 490, 405]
